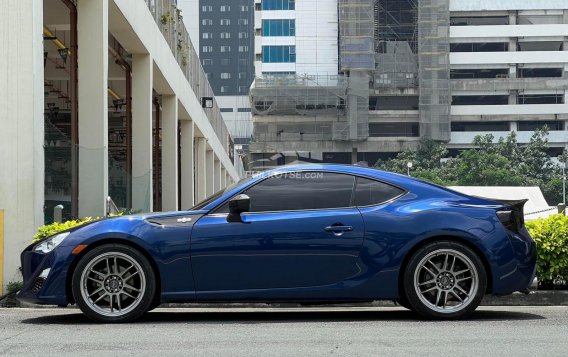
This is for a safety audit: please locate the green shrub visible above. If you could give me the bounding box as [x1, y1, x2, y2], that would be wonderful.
[0, 281, 23, 307]
[526, 214, 568, 286]
[33, 217, 94, 243]
[6, 281, 23, 294]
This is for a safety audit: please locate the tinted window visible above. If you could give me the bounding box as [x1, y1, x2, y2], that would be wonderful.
[353, 177, 404, 206]
[244, 172, 355, 212]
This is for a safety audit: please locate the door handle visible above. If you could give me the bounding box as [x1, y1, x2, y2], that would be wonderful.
[324, 225, 353, 236]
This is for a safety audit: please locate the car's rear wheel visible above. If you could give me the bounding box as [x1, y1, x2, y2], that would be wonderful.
[403, 241, 486, 319]
[72, 244, 156, 323]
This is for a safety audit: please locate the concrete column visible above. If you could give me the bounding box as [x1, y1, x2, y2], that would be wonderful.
[78, 0, 108, 217]
[161, 95, 178, 211]
[508, 12, 517, 25]
[509, 90, 518, 105]
[221, 167, 227, 189]
[509, 38, 517, 52]
[206, 148, 214, 196]
[509, 65, 517, 79]
[510, 121, 518, 132]
[131, 54, 153, 212]
[180, 120, 195, 209]
[0, 0, 44, 288]
[214, 158, 221, 192]
[196, 137, 207, 202]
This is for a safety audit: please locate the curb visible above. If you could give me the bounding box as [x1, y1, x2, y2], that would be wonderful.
[159, 291, 568, 309]
[5, 291, 568, 309]
[481, 291, 568, 306]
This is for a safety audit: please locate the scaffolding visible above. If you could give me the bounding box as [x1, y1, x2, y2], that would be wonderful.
[250, 74, 346, 117]
[339, 0, 375, 71]
[373, 0, 418, 90]
[250, 0, 452, 147]
[418, 0, 451, 141]
[337, 0, 374, 140]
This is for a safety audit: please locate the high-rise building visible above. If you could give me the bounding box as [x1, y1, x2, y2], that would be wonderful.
[198, 0, 255, 143]
[249, 0, 568, 170]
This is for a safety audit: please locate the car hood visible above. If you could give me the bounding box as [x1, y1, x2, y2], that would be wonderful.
[123, 209, 209, 220]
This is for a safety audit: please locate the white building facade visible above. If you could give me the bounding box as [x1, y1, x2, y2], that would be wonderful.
[0, 0, 240, 294]
[448, 0, 568, 153]
[254, 0, 338, 78]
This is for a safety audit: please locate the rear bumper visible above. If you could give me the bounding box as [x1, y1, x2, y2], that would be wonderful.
[493, 226, 537, 295]
[529, 277, 539, 291]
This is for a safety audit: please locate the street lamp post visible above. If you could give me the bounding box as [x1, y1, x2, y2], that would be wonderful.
[407, 162, 413, 177]
[563, 163, 566, 205]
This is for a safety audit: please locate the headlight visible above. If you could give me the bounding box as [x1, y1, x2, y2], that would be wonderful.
[34, 232, 70, 253]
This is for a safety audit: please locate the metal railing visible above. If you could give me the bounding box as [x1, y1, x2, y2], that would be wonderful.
[144, 0, 232, 156]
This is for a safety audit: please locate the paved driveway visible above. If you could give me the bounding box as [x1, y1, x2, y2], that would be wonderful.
[1, 306, 567, 356]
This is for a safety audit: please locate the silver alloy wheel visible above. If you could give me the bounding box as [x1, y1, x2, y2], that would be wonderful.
[413, 249, 478, 314]
[80, 252, 146, 317]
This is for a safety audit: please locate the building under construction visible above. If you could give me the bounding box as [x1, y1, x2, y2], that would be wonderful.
[249, 0, 568, 170]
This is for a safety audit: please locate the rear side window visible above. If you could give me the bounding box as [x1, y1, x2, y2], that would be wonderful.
[353, 177, 404, 206]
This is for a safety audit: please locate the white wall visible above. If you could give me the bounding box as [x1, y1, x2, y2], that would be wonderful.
[451, 104, 568, 116]
[450, 0, 568, 11]
[256, 0, 338, 77]
[295, 0, 338, 76]
[450, 24, 568, 38]
[450, 51, 568, 65]
[451, 130, 568, 145]
[0, 0, 44, 289]
[216, 95, 253, 139]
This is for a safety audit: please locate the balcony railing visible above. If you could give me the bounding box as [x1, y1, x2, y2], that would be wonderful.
[144, 0, 232, 158]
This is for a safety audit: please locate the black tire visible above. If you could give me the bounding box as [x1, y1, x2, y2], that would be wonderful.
[395, 294, 412, 310]
[72, 244, 156, 323]
[403, 241, 487, 320]
[147, 298, 162, 312]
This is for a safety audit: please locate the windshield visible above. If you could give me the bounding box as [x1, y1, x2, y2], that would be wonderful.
[189, 176, 253, 210]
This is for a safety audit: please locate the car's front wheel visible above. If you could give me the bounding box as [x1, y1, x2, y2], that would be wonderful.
[403, 241, 487, 319]
[72, 244, 156, 323]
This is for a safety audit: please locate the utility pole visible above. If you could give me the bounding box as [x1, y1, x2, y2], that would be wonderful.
[563, 163, 566, 205]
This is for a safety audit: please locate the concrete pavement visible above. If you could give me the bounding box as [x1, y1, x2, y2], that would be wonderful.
[1, 306, 568, 356]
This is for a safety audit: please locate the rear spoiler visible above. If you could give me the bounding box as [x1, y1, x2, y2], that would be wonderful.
[479, 197, 528, 231]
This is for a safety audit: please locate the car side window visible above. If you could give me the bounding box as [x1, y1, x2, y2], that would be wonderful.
[353, 177, 404, 206]
[217, 172, 355, 213]
[246, 172, 355, 212]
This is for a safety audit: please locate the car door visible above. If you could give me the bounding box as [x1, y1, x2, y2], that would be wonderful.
[190, 171, 365, 296]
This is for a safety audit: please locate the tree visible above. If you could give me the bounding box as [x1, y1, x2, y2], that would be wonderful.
[374, 129, 567, 205]
[375, 138, 447, 172]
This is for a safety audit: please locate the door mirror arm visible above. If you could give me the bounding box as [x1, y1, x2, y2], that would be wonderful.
[227, 194, 250, 223]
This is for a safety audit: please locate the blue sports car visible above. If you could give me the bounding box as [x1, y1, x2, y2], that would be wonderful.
[18, 164, 537, 322]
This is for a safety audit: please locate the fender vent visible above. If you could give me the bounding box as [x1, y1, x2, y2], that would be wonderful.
[31, 277, 45, 293]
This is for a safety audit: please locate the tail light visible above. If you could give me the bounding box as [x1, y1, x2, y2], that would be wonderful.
[492, 199, 527, 233]
[497, 210, 523, 232]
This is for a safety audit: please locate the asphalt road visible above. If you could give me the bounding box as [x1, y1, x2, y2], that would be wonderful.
[1, 306, 568, 356]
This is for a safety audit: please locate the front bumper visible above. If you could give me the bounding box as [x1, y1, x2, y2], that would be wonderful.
[17, 245, 75, 306]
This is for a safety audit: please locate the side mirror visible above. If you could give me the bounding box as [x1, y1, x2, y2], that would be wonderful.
[227, 194, 250, 222]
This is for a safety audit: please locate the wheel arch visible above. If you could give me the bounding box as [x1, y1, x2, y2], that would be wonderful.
[397, 235, 493, 299]
[65, 238, 162, 305]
